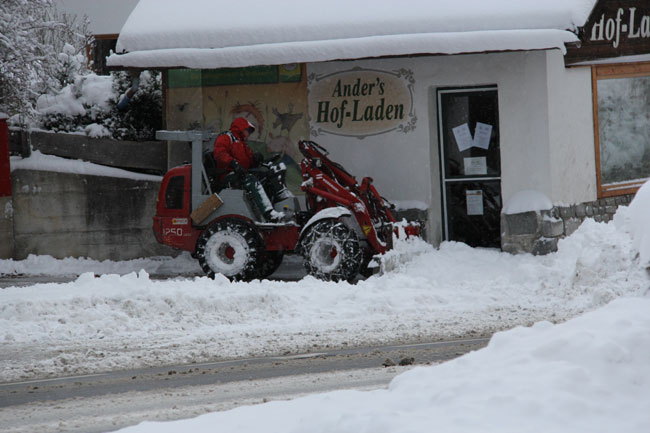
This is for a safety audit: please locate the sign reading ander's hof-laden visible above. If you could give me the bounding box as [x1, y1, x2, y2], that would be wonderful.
[308, 67, 416, 138]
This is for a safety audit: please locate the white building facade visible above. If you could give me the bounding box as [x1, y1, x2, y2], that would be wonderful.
[107, 0, 650, 252]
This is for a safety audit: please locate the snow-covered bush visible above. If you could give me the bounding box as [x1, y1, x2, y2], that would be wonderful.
[37, 70, 163, 141]
[1, 0, 162, 141]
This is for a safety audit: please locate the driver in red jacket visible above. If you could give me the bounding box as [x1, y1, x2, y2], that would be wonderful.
[213, 117, 281, 221]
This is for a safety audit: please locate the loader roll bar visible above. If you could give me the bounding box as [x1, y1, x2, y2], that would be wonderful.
[156, 130, 217, 212]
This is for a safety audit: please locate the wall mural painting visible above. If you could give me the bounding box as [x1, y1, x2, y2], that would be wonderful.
[219, 101, 306, 194]
[165, 66, 309, 193]
[203, 89, 308, 194]
[269, 103, 304, 164]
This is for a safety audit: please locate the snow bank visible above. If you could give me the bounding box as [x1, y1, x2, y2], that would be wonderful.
[10, 150, 162, 181]
[392, 200, 428, 211]
[502, 190, 553, 214]
[0, 252, 199, 277]
[115, 297, 650, 433]
[1, 201, 647, 381]
[619, 180, 650, 266]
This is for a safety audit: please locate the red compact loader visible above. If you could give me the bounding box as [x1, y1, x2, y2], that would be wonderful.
[153, 131, 419, 282]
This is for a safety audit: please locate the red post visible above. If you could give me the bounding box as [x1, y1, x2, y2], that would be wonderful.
[0, 115, 10, 197]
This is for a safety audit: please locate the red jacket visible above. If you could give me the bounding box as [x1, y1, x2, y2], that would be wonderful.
[213, 117, 255, 170]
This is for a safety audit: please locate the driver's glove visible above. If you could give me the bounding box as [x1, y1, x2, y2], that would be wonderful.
[253, 152, 264, 167]
[229, 160, 247, 179]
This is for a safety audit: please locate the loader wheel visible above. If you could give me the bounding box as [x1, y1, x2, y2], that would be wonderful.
[258, 251, 284, 279]
[196, 218, 263, 281]
[299, 219, 363, 282]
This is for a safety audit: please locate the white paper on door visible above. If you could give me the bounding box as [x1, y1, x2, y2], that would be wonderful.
[473, 122, 492, 150]
[463, 157, 487, 175]
[452, 123, 473, 152]
[452, 122, 493, 152]
[466, 189, 484, 215]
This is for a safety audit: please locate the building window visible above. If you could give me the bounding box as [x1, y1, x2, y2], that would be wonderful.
[167, 64, 303, 88]
[165, 176, 185, 209]
[89, 34, 118, 75]
[592, 63, 650, 197]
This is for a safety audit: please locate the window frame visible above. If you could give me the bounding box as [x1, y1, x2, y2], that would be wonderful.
[592, 62, 650, 198]
[164, 175, 186, 210]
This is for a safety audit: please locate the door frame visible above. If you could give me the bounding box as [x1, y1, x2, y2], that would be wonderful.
[436, 85, 501, 242]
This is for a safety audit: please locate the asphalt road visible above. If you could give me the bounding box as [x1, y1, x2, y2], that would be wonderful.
[0, 337, 489, 409]
[0, 337, 489, 432]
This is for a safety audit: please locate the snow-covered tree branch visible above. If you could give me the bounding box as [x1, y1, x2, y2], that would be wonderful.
[0, 0, 90, 118]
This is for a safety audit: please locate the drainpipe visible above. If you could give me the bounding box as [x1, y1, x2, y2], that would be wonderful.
[117, 70, 141, 110]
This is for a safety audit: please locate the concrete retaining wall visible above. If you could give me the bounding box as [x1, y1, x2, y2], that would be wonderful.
[501, 194, 635, 255]
[9, 129, 167, 175]
[8, 169, 174, 261]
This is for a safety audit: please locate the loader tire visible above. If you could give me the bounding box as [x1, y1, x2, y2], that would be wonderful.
[196, 218, 263, 281]
[299, 218, 363, 282]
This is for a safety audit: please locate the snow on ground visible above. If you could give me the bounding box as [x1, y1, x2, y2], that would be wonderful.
[1, 189, 648, 384]
[116, 183, 649, 433]
[0, 187, 648, 433]
[0, 250, 198, 277]
[10, 151, 162, 182]
[116, 297, 650, 433]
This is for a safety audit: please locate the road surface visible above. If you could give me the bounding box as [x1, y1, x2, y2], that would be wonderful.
[0, 337, 489, 433]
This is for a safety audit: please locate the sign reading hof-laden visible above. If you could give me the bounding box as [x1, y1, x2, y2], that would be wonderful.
[308, 67, 416, 138]
[565, 0, 650, 64]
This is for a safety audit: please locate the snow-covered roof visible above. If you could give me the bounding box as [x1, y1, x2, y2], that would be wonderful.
[107, 0, 598, 69]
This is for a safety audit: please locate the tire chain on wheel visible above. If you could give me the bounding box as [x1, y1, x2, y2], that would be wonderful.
[300, 218, 364, 282]
[196, 218, 263, 281]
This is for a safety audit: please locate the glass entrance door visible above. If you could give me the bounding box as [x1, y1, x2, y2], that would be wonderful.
[437, 87, 502, 248]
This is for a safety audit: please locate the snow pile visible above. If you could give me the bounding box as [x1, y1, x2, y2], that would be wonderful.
[10, 150, 162, 182]
[116, 297, 650, 433]
[0, 252, 198, 277]
[620, 181, 650, 266]
[502, 190, 553, 214]
[392, 200, 428, 211]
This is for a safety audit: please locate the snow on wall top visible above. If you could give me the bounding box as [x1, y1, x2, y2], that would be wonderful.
[107, 0, 597, 69]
